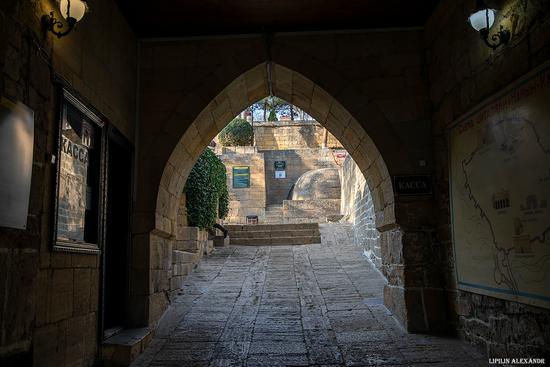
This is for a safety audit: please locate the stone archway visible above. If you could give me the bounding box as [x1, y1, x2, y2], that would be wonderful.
[156, 63, 395, 237]
[149, 62, 406, 326]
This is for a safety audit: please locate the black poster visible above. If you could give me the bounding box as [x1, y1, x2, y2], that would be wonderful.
[393, 175, 432, 196]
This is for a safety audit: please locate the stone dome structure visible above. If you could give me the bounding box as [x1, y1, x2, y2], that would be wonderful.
[291, 168, 341, 200]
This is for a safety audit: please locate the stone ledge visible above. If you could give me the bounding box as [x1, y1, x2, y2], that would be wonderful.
[102, 327, 154, 366]
[230, 235, 321, 246]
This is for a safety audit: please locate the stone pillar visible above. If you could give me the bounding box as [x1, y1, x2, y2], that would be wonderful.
[383, 198, 448, 333]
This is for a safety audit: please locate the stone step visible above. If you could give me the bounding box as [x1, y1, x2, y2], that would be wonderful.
[172, 250, 198, 265]
[213, 235, 229, 247]
[230, 235, 321, 246]
[229, 229, 320, 239]
[263, 219, 284, 224]
[102, 328, 154, 366]
[225, 223, 319, 232]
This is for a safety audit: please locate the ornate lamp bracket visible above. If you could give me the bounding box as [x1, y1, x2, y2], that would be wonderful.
[42, 12, 77, 38]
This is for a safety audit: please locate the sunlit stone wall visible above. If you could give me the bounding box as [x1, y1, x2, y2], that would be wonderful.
[340, 155, 381, 268]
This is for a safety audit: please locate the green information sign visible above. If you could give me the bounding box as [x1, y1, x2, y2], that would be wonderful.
[274, 161, 286, 170]
[232, 166, 250, 188]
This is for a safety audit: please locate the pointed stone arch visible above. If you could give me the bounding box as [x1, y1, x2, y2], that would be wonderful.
[142, 62, 410, 329]
[156, 63, 395, 239]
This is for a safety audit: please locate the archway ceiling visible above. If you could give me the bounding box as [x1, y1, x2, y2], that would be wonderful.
[115, 0, 440, 38]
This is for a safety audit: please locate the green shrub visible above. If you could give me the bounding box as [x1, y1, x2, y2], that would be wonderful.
[219, 118, 253, 146]
[184, 148, 229, 229]
[218, 189, 229, 219]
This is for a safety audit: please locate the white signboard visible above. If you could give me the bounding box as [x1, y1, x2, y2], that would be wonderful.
[0, 97, 34, 229]
[275, 170, 286, 179]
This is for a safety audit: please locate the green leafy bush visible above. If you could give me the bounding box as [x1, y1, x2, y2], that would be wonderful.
[218, 118, 253, 146]
[184, 148, 229, 229]
[218, 189, 229, 219]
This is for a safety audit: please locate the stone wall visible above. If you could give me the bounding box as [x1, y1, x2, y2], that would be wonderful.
[170, 195, 210, 299]
[254, 120, 342, 150]
[0, 0, 137, 365]
[425, 0, 550, 356]
[340, 156, 381, 268]
[218, 144, 344, 224]
[219, 147, 266, 224]
[172, 226, 211, 295]
[263, 149, 341, 205]
[282, 199, 341, 223]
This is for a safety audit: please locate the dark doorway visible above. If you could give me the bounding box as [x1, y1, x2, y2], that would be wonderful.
[102, 128, 133, 337]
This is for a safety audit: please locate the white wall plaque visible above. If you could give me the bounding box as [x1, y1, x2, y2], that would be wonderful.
[275, 170, 286, 179]
[0, 97, 34, 229]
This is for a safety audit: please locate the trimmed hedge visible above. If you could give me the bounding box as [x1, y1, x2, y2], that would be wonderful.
[184, 148, 229, 229]
[219, 118, 253, 146]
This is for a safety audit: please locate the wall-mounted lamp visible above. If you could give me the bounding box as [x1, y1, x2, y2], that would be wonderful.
[42, 0, 88, 38]
[468, 0, 510, 50]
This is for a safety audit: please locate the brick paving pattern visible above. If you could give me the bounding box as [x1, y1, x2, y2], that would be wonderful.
[132, 224, 487, 367]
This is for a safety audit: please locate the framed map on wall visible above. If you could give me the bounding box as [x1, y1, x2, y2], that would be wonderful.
[449, 62, 550, 309]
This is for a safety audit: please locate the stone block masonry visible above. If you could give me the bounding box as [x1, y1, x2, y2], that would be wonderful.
[219, 148, 266, 224]
[253, 120, 342, 150]
[170, 226, 211, 297]
[226, 223, 321, 246]
[340, 156, 381, 269]
[218, 145, 343, 224]
[172, 196, 214, 298]
[282, 199, 341, 224]
[263, 149, 341, 206]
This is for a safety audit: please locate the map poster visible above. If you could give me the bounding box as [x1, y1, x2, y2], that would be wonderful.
[449, 63, 550, 309]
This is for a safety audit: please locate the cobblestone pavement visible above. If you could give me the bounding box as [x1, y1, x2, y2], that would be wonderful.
[132, 224, 487, 367]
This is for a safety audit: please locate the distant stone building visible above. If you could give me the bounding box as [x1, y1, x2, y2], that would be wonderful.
[216, 120, 346, 224]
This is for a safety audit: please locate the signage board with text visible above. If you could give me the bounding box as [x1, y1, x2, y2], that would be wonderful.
[233, 166, 250, 188]
[393, 175, 432, 196]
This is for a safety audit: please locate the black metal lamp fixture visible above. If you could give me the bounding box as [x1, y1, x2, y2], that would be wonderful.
[468, 0, 510, 50]
[42, 0, 88, 38]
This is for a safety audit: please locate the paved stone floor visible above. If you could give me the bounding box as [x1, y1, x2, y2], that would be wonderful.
[133, 224, 487, 367]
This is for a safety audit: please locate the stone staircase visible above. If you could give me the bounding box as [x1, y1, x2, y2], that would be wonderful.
[264, 204, 284, 224]
[225, 223, 321, 246]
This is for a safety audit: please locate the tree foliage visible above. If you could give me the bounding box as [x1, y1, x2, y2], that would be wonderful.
[218, 118, 254, 146]
[268, 109, 278, 121]
[184, 149, 229, 229]
[249, 97, 313, 121]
